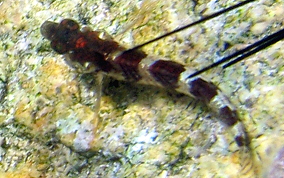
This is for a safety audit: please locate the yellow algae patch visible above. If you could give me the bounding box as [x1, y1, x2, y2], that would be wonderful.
[18, 58, 79, 102]
[14, 95, 55, 134]
[38, 59, 80, 101]
[0, 162, 41, 178]
[14, 58, 80, 134]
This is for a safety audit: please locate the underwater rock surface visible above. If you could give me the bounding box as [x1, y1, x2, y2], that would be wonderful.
[0, 0, 283, 177]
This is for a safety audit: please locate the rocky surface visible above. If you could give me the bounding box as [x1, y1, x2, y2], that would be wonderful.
[0, 0, 283, 177]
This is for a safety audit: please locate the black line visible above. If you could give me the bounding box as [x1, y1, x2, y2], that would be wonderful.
[223, 28, 284, 68]
[187, 28, 284, 78]
[122, 0, 256, 53]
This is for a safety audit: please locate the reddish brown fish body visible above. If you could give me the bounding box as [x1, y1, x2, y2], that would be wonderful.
[41, 18, 255, 176]
[41, 18, 242, 131]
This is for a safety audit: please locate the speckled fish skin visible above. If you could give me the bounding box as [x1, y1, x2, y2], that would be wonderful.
[41, 18, 257, 177]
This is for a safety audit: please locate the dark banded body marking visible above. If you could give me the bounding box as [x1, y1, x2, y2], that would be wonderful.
[148, 60, 185, 88]
[113, 50, 147, 81]
[219, 106, 239, 126]
[188, 78, 239, 126]
[41, 19, 255, 177]
[188, 78, 218, 102]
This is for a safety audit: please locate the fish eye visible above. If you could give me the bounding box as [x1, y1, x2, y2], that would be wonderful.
[40, 21, 58, 40]
[60, 19, 79, 31]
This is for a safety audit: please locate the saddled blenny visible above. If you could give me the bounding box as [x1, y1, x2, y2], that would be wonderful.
[40, 0, 283, 177]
